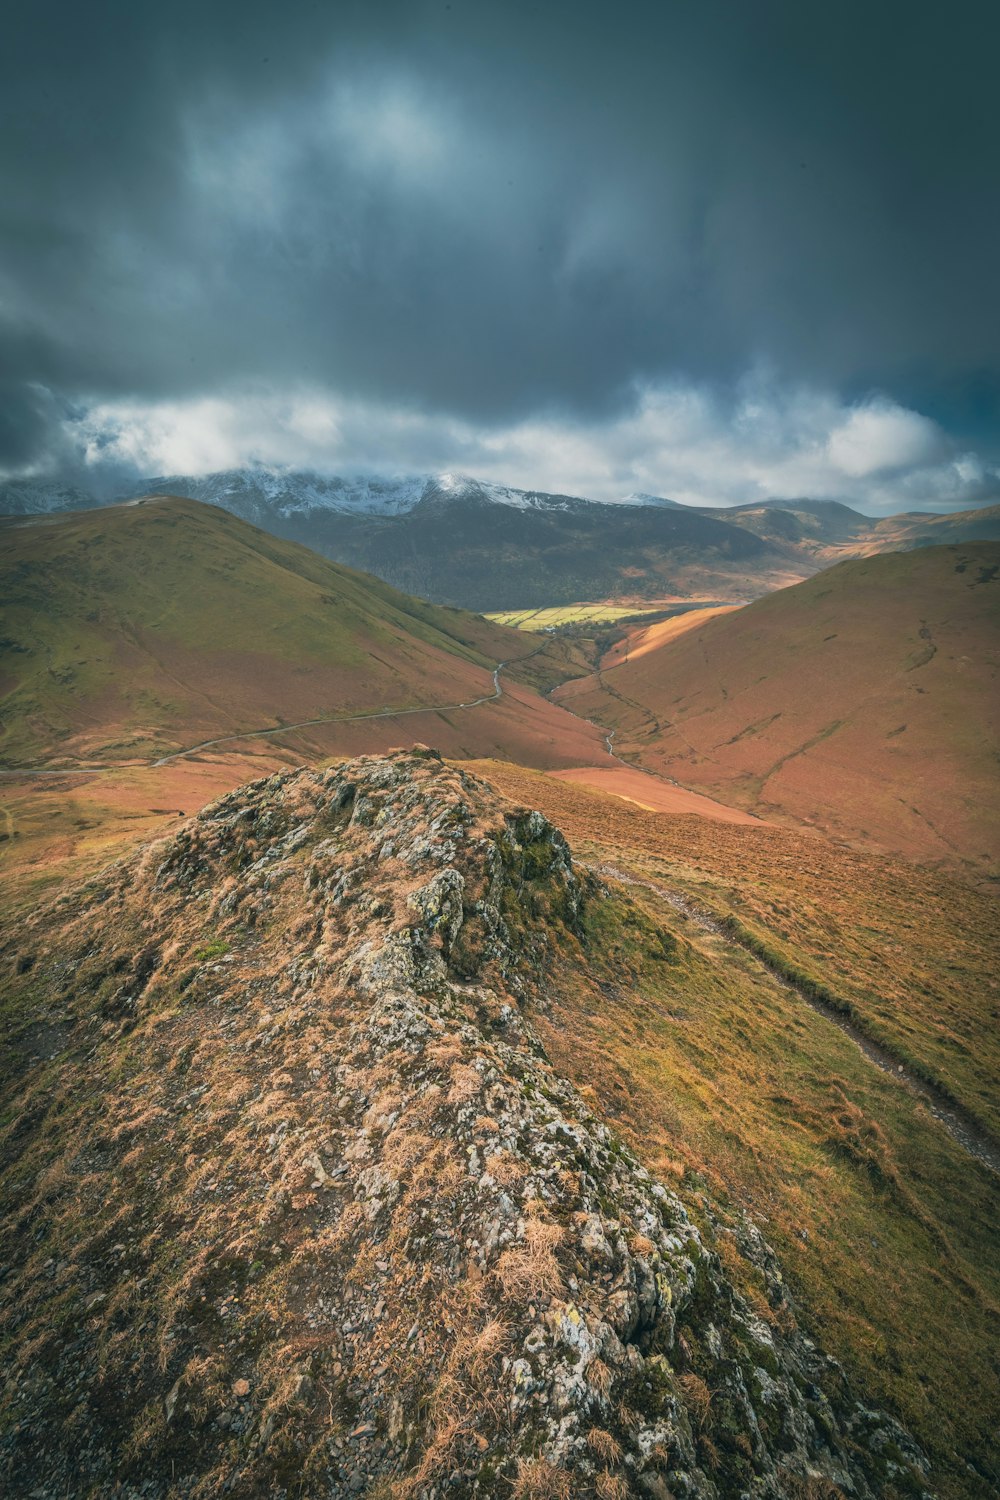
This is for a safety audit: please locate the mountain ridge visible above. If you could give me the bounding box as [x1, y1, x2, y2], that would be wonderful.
[5, 467, 997, 611]
[0, 750, 931, 1498]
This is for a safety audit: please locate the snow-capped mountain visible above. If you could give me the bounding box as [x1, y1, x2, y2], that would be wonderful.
[137, 466, 432, 518]
[137, 466, 635, 518]
[6, 463, 990, 614]
[0, 464, 689, 522]
[0, 476, 101, 515]
[0, 464, 792, 609]
[618, 491, 690, 509]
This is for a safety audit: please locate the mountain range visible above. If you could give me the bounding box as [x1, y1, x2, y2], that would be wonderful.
[4, 466, 998, 610]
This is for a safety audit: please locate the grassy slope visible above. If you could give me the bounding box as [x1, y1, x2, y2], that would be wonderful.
[474, 762, 1000, 1139]
[554, 544, 1000, 875]
[0, 499, 586, 766]
[471, 760, 1000, 1498]
[866, 502, 1000, 552]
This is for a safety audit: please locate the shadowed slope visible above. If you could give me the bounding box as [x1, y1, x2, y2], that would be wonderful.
[6, 472, 999, 614]
[554, 544, 1000, 873]
[866, 502, 1000, 553]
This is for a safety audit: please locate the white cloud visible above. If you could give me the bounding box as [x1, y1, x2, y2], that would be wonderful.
[826, 400, 944, 477]
[66, 375, 998, 515]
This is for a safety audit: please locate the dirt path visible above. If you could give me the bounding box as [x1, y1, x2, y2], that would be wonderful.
[0, 658, 523, 778]
[149, 661, 513, 765]
[587, 861, 1000, 1177]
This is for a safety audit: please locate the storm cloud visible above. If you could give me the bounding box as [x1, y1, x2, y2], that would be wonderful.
[2, 0, 998, 508]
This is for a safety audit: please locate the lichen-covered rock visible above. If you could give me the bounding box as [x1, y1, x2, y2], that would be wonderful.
[0, 752, 929, 1498]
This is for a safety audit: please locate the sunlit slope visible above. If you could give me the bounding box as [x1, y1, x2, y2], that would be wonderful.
[866, 501, 1000, 553]
[470, 758, 1000, 1498]
[0, 498, 585, 766]
[556, 544, 1000, 871]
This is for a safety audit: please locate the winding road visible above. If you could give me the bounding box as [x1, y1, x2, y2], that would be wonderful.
[0, 659, 523, 779]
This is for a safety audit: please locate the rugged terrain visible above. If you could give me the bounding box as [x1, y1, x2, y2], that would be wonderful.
[4, 467, 998, 612]
[0, 751, 934, 1498]
[2, 496, 998, 1499]
[0, 498, 597, 770]
[469, 759, 1000, 1500]
[554, 544, 1000, 874]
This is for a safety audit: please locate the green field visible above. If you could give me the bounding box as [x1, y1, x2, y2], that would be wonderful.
[486, 602, 665, 630]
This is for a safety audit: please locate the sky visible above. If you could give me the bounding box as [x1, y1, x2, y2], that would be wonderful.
[2, 0, 998, 513]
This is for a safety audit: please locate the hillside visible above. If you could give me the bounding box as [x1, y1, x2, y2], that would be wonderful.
[705, 500, 877, 552]
[149, 473, 799, 611]
[554, 544, 1000, 873]
[866, 502, 1000, 552]
[5, 467, 999, 612]
[469, 758, 1000, 1498]
[0, 751, 939, 1497]
[0, 498, 599, 770]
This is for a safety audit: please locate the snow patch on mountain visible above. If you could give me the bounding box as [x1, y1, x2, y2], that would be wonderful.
[0, 477, 98, 515]
[618, 491, 688, 509]
[2, 465, 693, 520]
[138, 465, 431, 517]
[428, 473, 583, 511]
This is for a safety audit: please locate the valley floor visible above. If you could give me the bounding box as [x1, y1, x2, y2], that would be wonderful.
[548, 764, 761, 824]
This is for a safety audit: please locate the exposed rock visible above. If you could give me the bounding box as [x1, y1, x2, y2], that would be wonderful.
[0, 751, 929, 1498]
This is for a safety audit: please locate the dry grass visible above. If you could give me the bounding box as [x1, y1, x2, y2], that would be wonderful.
[393, 1308, 513, 1496]
[595, 1475, 630, 1500]
[677, 1372, 713, 1429]
[587, 1357, 613, 1399]
[492, 1215, 565, 1300]
[484, 1150, 527, 1187]
[447, 1061, 483, 1104]
[586, 1427, 623, 1465]
[778, 1473, 846, 1500]
[454, 1317, 508, 1382]
[510, 1457, 573, 1499]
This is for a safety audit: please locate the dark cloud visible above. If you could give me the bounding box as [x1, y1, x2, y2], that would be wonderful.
[2, 0, 999, 482]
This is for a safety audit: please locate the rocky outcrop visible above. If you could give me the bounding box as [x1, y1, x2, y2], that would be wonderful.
[0, 752, 928, 1498]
